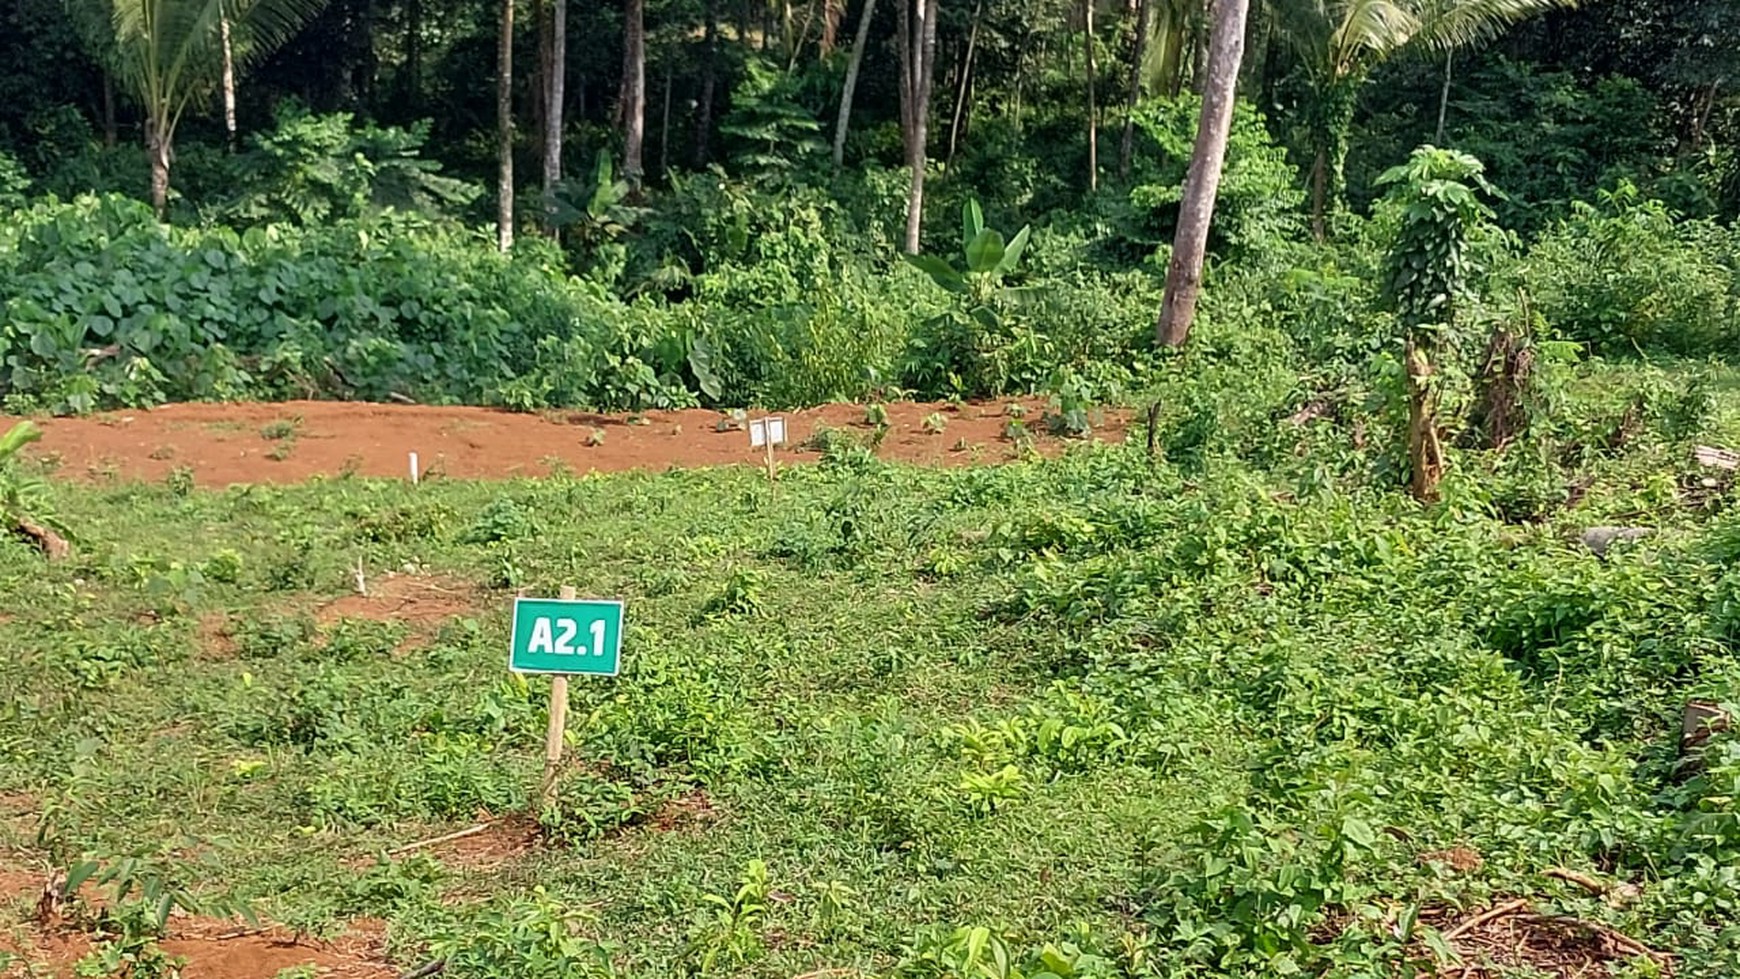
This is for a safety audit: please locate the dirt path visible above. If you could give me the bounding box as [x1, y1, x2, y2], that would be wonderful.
[5, 398, 1123, 485]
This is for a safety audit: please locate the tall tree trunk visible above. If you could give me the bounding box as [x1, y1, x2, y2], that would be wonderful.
[833, 0, 877, 168]
[541, 0, 566, 229]
[1155, 0, 1249, 348]
[898, 0, 939, 253]
[497, 0, 515, 251]
[406, 0, 423, 109]
[1120, 0, 1153, 180]
[1309, 146, 1326, 240]
[1433, 51, 1451, 143]
[1157, 0, 1185, 97]
[1083, 0, 1098, 191]
[219, 4, 237, 150]
[787, 0, 819, 69]
[101, 72, 117, 149]
[145, 116, 171, 219]
[1406, 336, 1444, 501]
[696, 0, 719, 165]
[1688, 81, 1719, 153]
[623, 0, 646, 189]
[821, 0, 843, 52]
[946, 0, 983, 166]
[659, 61, 673, 176]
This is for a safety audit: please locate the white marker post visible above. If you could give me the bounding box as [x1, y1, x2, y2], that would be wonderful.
[749, 416, 788, 482]
[409, 452, 420, 485]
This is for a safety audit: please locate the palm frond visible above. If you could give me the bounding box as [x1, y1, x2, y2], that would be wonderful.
[1328, 0, 1421, 75]
[225, 0, 329, 70]
[1413, 0, 1577, 53]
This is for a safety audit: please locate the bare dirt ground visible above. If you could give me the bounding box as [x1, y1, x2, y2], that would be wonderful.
[4, 398, 1125, 486]
[0, 864, 392, 979]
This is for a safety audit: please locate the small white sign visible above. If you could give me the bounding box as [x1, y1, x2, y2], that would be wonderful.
[749, 416, 787, 448]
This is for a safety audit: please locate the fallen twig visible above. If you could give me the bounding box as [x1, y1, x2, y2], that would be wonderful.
[1515, 913, 1670, 964]
[1545, 867, 1607, 895]
[397, 960, 445, 979]
[216, 927, 271, 941]
[388, 822, 494, 856]
[1441, 898, 1530, 941]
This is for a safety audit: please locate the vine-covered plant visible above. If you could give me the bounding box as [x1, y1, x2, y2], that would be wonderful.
[1377, 146, 1495, 501]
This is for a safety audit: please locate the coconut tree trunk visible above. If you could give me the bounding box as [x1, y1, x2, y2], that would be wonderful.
[1155, 0, 1249, 348]
[898, 0, 939, 253]
[219, 5, 237, 150]
[1120, 0, 1153, 180]
[497, 0, 515, 251]
[833, 0, 877, 168]
[623, 0, 646, 189]
[145, 115, 172, 219]
[1083, 0, 1098, 191]
[946, 0, 983, 166]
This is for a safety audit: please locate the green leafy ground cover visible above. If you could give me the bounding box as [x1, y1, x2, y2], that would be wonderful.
[2, 350, 1739, 977]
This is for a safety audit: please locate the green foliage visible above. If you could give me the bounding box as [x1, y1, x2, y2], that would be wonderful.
[0, 195, 696, 412]
[901, 200, 1050, 398]
[214, 102, 479, 225]
[429, 888, 614, 979]
[717, 58, 825, 180]
[1522, 183, 1740, 356]
[1378, 145, 1496, 332]
[1126, 96, 1304, 257]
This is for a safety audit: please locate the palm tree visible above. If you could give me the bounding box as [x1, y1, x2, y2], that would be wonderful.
[1157, 0, 1250, 348]
[70, 0, 326, 218]
[1274, 0, 1575, 239]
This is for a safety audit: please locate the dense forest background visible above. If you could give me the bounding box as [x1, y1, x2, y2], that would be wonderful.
[0, 0, 1735, 415]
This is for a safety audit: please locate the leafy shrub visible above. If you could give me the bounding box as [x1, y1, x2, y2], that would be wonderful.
[214, 101, 480, 225]
[1125, 96, 1305, 258]
[0, 195, 698, 412]
[1523, 184, 1740, 356]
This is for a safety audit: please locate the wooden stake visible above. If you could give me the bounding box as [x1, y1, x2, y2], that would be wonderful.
[764, 436, 777, 483]
[537, 585, 575, 808]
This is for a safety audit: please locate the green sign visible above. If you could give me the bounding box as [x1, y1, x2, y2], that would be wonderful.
[509, 597, 624, 675]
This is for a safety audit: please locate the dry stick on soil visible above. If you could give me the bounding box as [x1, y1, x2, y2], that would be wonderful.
[1545, 867, 1609, 896]
[388, 821, 496, 856]
[14, 520, 70, 559]
[1441, 898, 1531, 941]
[1514, 913, 1668, 964]
[397, 960, 446, 979]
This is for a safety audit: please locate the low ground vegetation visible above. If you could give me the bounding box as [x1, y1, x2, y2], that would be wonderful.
[2, 323, 1738, 976]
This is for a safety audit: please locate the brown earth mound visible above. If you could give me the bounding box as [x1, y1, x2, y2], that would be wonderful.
[5, 398, 1124, 486]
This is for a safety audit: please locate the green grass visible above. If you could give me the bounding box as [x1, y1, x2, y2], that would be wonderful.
[2, 361, 1740, 977]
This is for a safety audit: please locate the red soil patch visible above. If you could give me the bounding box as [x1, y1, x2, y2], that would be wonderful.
[196, 613, 241, 660]
[649, 788, 718, 834]
[162, 920, 391, 979]
[5, 398, 1123, 485]
[318, 573, 477, 631]
[0, 863, 390, 979]
[385, 816, 540, 871]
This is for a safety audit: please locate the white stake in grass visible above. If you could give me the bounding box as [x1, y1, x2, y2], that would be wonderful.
[749, 416, 788, 482]
[409, 452, 420, 485]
